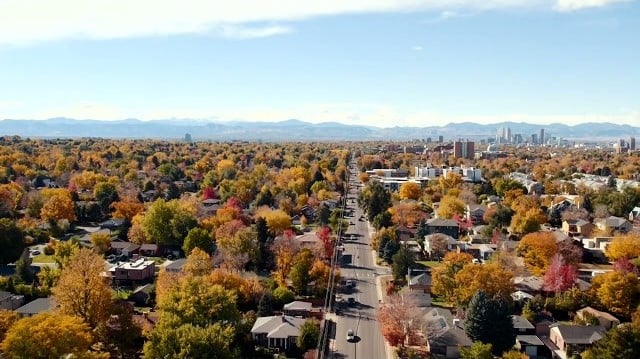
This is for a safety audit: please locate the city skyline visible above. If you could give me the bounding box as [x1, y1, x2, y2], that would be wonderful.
[0, 1, 639, 127]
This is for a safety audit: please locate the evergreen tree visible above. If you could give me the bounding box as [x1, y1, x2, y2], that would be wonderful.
[392, 245, 416, 282]
[257, 293, 273, 317]
[296, 319, 320, 353]
[465, 290, 515, 356]
[586, 324, 640, 359]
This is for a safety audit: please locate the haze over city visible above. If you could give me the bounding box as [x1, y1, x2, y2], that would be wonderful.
[0, 0, 638, 127]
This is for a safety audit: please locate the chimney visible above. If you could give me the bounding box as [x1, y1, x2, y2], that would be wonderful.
[453, 318, 462, 329]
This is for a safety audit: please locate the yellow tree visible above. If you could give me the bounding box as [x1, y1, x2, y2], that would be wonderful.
[605, 235, 640, 262]
[1, 312, 94, 359]
[590, 270, 640, 318]
[40, 193, 76, 222]
[271, 233, 301, 286]
[90, 232, 111, 254]
[53, 248, 113, 329]
[255, 207, 292, 235]
[453, 262, 514, 306]
[0, 309, 18, 343]
[399, 182, 422, 201]
[436, 195, 466, 219]
[432, 252, 474, 304]
[509, 208, 544, 235]
[110, 200, 144, 221]
[438, 172, 463, 194]
[517, 232, 558, 276]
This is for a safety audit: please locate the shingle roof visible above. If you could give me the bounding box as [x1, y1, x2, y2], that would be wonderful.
[15, 297, 55, 315]
[517, 335, 544, 346]
[251, 315, 306, 339]
[408, 273, 432, 286]
[427, 218, 459, 227]
[511, 315, 535, 330]
[552, 324, 605, 344]
[283, 301, 312, 311]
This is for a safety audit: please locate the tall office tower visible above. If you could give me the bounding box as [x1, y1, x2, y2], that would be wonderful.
[514, 134, 523, 144]
[426, 137, 432, 143]
[617, 139, 627, 154]
[539, 129, 545, 145]
[630, 137, 636, 150]
[506, 127, 512, 143]
[454, 140, 475, 159]
[531, 134, 538, 144]
[438, 135, 444, 143]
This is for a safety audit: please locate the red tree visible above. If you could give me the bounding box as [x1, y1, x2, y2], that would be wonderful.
[202, 187, 216, 200]
[613, 257, 639, 274]
[316, 226, 333, 259]
[543, 254, 577, 294]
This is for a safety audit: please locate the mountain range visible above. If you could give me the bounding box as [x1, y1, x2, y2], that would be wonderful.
[0, 118, 637, 141]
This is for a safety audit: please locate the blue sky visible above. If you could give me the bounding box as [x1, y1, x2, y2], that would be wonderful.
[0, 0, 638, 127]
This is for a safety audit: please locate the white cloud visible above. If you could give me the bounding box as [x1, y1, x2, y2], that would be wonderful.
[412, 45, 424, 51]
[0, 0, 627, 45]
[554, 0, 631, 12]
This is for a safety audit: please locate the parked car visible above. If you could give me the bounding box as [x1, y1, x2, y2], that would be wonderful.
[346, 329, 355, 342]
[347, 297, 356, 306]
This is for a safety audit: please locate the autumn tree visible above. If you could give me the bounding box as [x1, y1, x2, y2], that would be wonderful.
[91, 232, 111, 254]
[1, 312, 94, 359]
[453, 262, 514, 307]
[378, 293, 422, 347]
[255, 207, 292, 235]
[110, 200, 144, 222]
[103, 301, 143, 359]
[316, 226, 333, 259]
[465, 290, 515, 356]
[605, 234, 640, 262]
[271, 231, 301, 286]
[216, 225, 259, 271]
[389, 201, 425, 227]
[543, 254, 577, 294]
[431, 252, 474, 304]
[590, 270, 640, 318]
[399, 182, 422, 201]
[0, 309, 18, 343]
[392, 245, 416, 282]
[53, 248, 113, 329]
[436, 195, 466, 219]
[517, 231, 558, 276]
[40, 192, 76, 223]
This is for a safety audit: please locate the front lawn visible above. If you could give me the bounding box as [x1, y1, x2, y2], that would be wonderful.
[31, 253, 55, 264]
[417, 260, 441, 269]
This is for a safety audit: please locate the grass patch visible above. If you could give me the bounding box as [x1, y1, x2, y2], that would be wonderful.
[148, 257, 165, 264]
[417, 260, 441, 269]
[31, 254, 55, 264]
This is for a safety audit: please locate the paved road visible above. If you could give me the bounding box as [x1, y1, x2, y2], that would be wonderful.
[330, 165, 390, 359]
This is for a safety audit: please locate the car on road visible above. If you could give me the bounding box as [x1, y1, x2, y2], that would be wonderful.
[30, 250, 41, 256]
[350, 234, 355, 241]
[347, 297, 356, 306]
[346, 329, 355, 342]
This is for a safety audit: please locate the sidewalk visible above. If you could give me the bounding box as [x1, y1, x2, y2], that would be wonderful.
[376, 274, 396, 359]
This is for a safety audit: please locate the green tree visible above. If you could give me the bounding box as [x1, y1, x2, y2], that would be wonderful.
[460, 342, 493, 359]
[183, 227, 215, 254]
[372, 211, 392, 230]
[358, 181, 391, 222]
[257, 292, 273, 316]
[289, 248, 316, 295]
[94, 181, 119, 214]
[392, 245, 416, 282]
[0, 218, 24, 265]
[142, 199, 197, 246]
[144, 320, 238, 359]
[585, 324, 640, 359]
[297, 319, 320, 353]
[465, 291, 515, 356]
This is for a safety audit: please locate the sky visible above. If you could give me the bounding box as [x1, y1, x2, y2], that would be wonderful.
[0, 0, 638, 128]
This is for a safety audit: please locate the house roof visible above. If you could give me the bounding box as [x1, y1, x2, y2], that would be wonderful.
[514, 276, 544, 292]
[511, 315, 535, 330]
[140, 243, 159, 251]
[596, 216, 629, 227]
[408, 272, 431, 286]
[551, 324, 605, 344]
[251, 315, 306, 339]
[402, 291, 431, 307]
[517, 335, 544, 346]
[431, 327, 473, 347]
[283, 301, 312, 311]
[99, 218, 125, 229]
[15, 297, 55, 315]
[110, 241, 140, 252]
[577, 306, 620, 323]
[427, 218, 459, 227]
[165, 258, 186, 272]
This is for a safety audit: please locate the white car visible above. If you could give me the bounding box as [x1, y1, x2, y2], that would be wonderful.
[346, 329, 355, 342]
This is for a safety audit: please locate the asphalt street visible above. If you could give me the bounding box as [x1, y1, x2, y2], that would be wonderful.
[330, 165, 390, 359]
